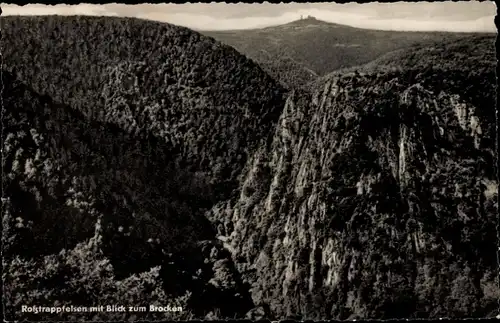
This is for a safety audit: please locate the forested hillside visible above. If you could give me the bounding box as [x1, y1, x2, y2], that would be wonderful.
[203, 17, 470, 89]
[1, 15, 285, 194]
[2, 69, 260, 320]
[2, 15, 285, 321]
[342, 33, 495, 74]
[2, 14, 498, 321]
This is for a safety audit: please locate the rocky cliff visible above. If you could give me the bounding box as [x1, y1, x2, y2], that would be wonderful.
[207, 71, 498, 319]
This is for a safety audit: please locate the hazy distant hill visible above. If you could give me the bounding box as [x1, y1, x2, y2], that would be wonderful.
[203, 17, 470, 88]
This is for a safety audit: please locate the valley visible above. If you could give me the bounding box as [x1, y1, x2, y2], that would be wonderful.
[1, 13, 497, 320]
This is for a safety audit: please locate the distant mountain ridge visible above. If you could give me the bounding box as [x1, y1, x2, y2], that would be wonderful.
[203, 18, 494, 89]
[268, 16, 337, 28]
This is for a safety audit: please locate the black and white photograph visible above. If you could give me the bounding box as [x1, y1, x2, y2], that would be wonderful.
[1, 1, 498, 321]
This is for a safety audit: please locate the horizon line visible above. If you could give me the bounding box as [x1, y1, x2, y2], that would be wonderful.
[2, 13, 497, 34]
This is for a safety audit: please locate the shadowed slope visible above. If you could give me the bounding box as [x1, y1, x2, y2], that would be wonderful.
[2, 16, 287, 320]
[1, 15, 286, 194]
[2, 68, 208, 272]
[2, 67, 258, 320]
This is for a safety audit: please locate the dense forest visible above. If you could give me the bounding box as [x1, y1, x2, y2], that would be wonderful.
[0, 16, 285, 191]
[2, 68, 263, 320]
[2, 15, 284, 321]
[2, 14, 498, 321]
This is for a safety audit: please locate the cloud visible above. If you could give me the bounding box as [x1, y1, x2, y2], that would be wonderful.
[0, 2, 496, 33]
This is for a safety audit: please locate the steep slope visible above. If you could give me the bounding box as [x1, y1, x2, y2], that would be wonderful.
[2, 69, 258, 320]
[2, 16, 287, 321]
[203, 17, 469, 88]
[251, 51, 319, 90]
[1, 15, 285, 194]
[207, 70, 498, 319]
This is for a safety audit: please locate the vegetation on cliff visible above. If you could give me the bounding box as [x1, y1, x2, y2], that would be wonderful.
[207, 69, 497, 319]
[315, 35, 497, 153]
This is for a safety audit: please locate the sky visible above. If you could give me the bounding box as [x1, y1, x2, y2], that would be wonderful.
[0, 2, 496, 32]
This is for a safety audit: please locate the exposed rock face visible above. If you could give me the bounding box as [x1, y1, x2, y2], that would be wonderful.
[207, 72, 498, 319]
